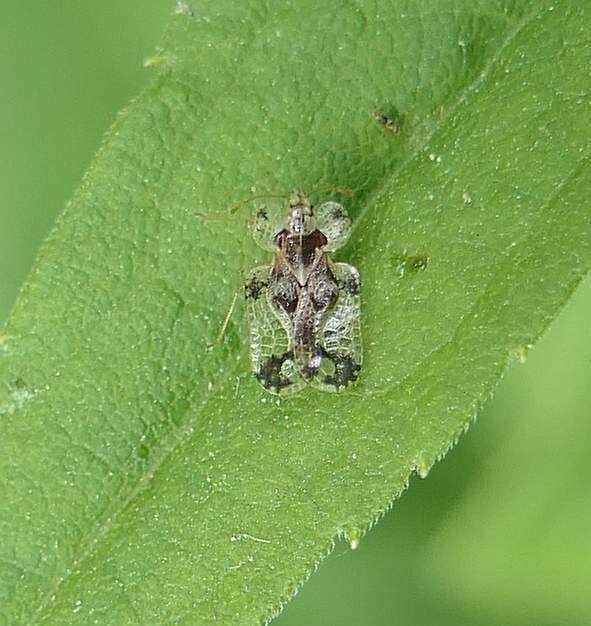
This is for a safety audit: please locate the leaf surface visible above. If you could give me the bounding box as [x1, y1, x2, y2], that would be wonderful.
[1, 2, 590, 624]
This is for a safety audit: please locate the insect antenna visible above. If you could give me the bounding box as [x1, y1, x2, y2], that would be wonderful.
[307, 184, 354, 200]
[194, 192, 288, 222]
[194, 211, 241, 222]
[229, 193, 287, 214]
[229, 185, 353, 214]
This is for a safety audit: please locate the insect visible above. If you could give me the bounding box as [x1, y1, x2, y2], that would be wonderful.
[244, 190, 361, 394]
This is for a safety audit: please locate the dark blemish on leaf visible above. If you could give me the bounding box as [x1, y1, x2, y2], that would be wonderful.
[12, 377, 27, 391]
[392, 252, 430, 278]
[375, 110, 401, 134]
[137, 442, 150, 461]
[256, 208, 269, 221]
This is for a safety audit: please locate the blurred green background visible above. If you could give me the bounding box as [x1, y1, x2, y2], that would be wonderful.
[1, 4, 590, 626]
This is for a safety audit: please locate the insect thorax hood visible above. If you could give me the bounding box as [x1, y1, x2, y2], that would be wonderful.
[286, 190, 316, 236]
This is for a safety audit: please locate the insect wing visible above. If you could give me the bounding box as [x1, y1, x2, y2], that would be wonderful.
[244, 265, 305, 394]
[312, 262, 362, 392]
[251, 201, 286, 251]
[313, 201, 351, 252]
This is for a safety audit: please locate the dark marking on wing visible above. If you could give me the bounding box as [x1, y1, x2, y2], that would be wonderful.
[245, 274, 268, 301]
[256, 350, 295, 392]
[329, 205, 347, 221]
[339, 273, 360, 296]
[320, 348, 361, 390]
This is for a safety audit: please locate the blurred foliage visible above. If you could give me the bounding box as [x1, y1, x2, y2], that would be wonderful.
[0, 1, 170, 322]
[1, 3, 590, 626]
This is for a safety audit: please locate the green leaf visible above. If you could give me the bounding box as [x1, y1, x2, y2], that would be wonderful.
[1, 1, 589, 625]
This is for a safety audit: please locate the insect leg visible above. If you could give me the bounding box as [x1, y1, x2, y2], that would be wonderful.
[207, 286, 242, 350]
